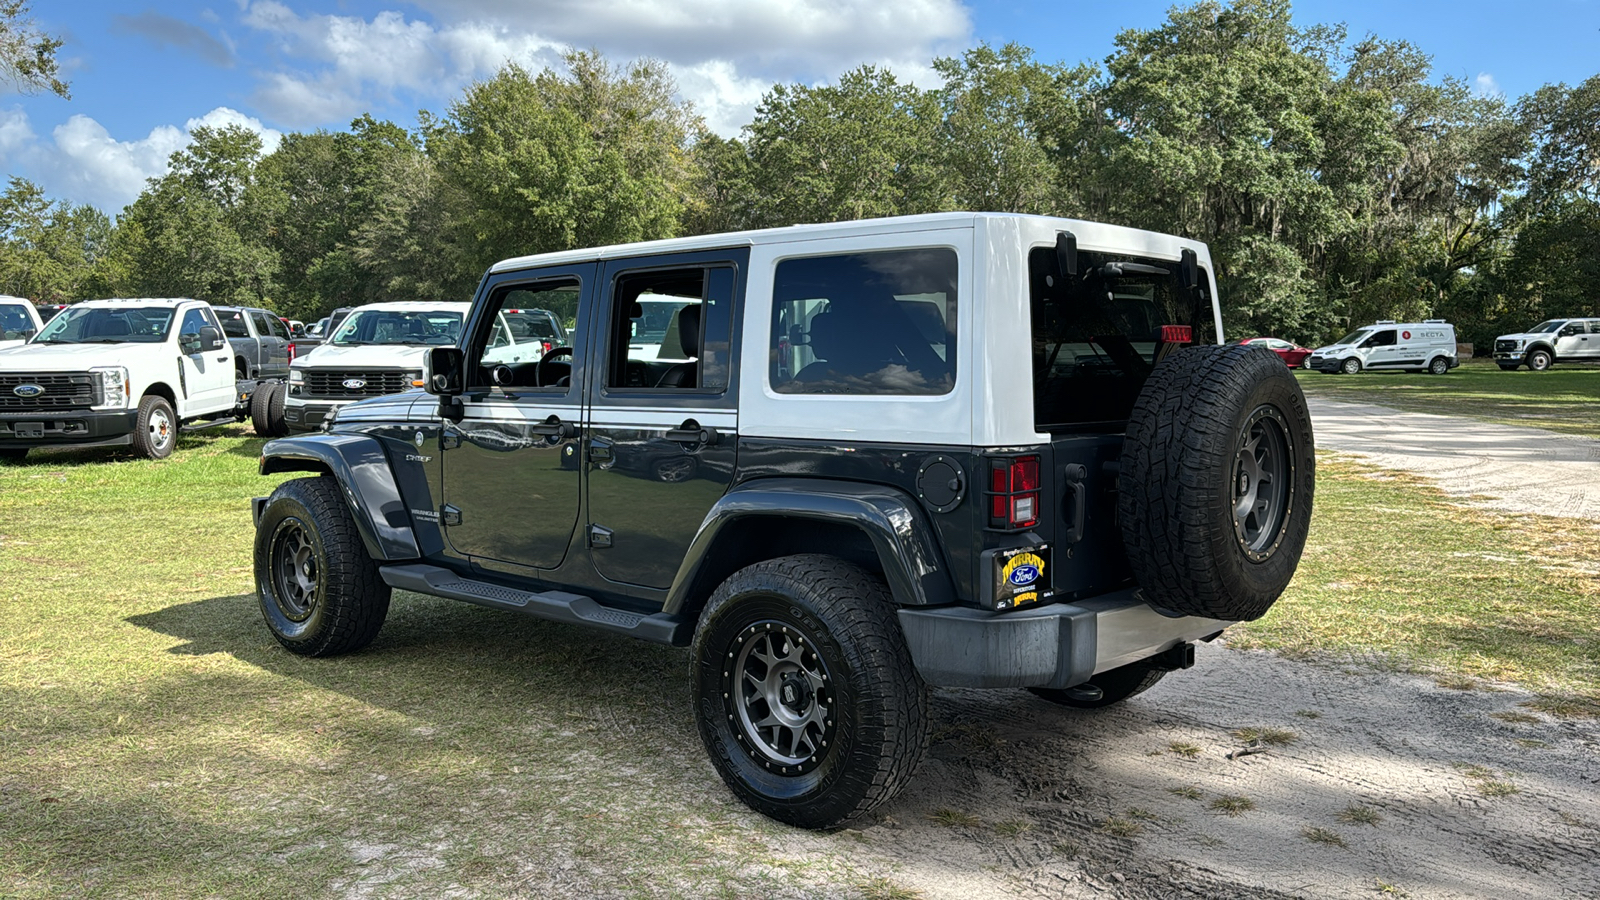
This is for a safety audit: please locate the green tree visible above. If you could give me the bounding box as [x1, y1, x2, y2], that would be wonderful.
[739, 65, 945, 227]
[0, 0, 66, 97]
[112, 126, 278, 306]
[0, 177, 109, 301]
[431, 52, 700, 267]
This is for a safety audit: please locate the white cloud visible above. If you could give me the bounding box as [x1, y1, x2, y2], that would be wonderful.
[238, 0, 970, 134]
[3, 107, 282, 212]
[0, 106, 37, 159]
[241, 1, 561, 126]
[1475, 72, 1502, 97]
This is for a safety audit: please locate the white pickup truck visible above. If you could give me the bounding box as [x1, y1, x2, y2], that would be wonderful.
[0, 296, 44, 350]
[0, 298, 260, 462]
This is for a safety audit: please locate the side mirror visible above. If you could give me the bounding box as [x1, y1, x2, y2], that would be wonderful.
[200, 325, 225, 351]
[425, 347, 465, 396]
[179, 332, 202, 353]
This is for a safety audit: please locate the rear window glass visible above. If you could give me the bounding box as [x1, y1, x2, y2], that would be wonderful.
[216, 309, 249, 338]
[770, 248, 957, 396]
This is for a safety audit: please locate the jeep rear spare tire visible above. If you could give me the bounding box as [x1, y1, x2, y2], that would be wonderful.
[1119, 344, 1315, 621]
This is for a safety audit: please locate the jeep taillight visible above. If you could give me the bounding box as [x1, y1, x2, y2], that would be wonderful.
[988, 456, 1041, 529]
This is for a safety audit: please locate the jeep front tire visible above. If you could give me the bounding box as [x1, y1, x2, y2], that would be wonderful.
[1119, 344, 1315, 622]
[255, 475, 391, 656]
[691, 554, 928, 829]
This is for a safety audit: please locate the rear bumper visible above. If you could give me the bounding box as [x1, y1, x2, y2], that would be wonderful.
[0, 409, 137, 448]
[897, 589, 1229, 689]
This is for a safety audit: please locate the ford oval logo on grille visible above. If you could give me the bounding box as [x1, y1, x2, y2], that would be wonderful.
[342, 378, 367, 390]
[12, 384, 44, 398]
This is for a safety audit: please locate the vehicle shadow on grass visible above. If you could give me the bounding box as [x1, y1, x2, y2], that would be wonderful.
[6, 429, 250, 469]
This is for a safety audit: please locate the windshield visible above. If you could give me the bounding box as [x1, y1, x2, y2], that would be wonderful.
[34, 306, 175, 344]
[1332, 329, 1371, 346]
[0, 303, 37, 340]
[1528, 320, 1562, 333]
[331, 309, 463, 346]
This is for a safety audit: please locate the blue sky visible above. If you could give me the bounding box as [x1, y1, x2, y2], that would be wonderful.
[3, 0, 1597, 214]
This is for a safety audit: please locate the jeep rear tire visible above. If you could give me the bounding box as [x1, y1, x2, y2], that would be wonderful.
[255, 475, 390, 656]
[1119, 344, 1315, 622]
[1029, 659, 1167, 710]
[251, 382, 289, 437]
[132, 394, 176, 460]
[1527, 349, 1552, 371]
[692, 554, 928, 829]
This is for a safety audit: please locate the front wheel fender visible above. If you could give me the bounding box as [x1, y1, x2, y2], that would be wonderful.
[260, 433, 419, 560]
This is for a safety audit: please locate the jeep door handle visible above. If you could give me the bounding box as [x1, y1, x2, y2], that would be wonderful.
[664, 419, 718, 446]
[527, 415, 574, 438]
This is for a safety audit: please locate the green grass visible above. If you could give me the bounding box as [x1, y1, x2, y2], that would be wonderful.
[1295, 359, 1600, 438]
[0, 431, 873, 898]
[1232, 457, 1600, 713]
[4, 421, 1600, 895]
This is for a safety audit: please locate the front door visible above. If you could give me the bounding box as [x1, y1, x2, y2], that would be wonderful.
[1360, 328, 1399, 368]
[584, 249, 746, 589]
[251, 310, 291, 379]
[441, 266, 594, 569]
[176, 305, 234, 415]
[1554, 321, 1591, 360]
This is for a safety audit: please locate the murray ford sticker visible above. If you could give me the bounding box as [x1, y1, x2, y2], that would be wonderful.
[993, 545, 1050, 610]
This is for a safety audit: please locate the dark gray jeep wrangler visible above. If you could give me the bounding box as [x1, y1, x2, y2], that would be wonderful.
[251, 213, 1314, 828]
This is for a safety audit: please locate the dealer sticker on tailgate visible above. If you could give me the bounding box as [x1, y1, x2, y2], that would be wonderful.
[993, 544, 1051, 610]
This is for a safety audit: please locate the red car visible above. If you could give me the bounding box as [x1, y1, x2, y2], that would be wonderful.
[1239, 336, 1312, 368]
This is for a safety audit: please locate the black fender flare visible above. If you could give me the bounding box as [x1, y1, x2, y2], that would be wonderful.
[663, 477, 956, 615]
[259, 434, 419, 560]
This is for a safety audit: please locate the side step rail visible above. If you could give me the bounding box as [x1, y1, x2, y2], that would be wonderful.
[379, 563, 688, 646]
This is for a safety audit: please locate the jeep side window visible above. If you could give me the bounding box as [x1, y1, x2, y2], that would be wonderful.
[770, 248, 957, 396]
[1362, 330, 1396, 348]
[605, 267, 723, 391]
[470, 278, 583, 390]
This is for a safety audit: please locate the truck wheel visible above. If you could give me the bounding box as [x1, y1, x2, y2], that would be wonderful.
[1527, 349, 1552, 371]
[0, 448, 27, 464]
[692, 554, 928, 829]
[254, 475, 390, 657]
[1119, 344, 1315, 622]
[251, 382, 289, 437]
[1029, 659, 1167, 710]
[1339, 357, 1361, 375]
[1428, 356, 1450, 375]
[132, 395, 177, 460]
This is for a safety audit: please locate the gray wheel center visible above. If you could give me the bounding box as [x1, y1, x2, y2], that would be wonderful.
[729, 622, 833, 770]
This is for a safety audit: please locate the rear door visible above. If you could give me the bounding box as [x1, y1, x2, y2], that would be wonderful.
[584, 249, 746, 589]
[440, 266, 593, 570]
[251, 311, 291, 378]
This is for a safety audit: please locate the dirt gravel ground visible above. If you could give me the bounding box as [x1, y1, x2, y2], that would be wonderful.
[1308, 396, 1600, 519]
[834, 641, 1600, 900]
[801, 400, 1600, 900]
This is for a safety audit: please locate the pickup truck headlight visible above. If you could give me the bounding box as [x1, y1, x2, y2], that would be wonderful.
[90, 366, 129, 410]
[289, 368, 305, 385]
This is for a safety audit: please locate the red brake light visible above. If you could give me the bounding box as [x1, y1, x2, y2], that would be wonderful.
[542, 341, 553, 354]
[287, 341, 296, 362]
[988, 455, 1041, 529]
[1159, 325, 1193, 343]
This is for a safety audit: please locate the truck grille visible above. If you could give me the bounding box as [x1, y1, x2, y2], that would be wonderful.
[303, 369, 412, 399]
[0, 372, 98, 411]
[1495, 340, 1518, 353]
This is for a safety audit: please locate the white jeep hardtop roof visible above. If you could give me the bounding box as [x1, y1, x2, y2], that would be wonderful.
[489, 212, 1206, 274]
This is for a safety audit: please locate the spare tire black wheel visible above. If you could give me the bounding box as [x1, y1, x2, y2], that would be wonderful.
[1119, 344, 1315, 622]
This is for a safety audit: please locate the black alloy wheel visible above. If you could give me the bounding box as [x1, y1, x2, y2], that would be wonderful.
[1232, 406, 1293, 562]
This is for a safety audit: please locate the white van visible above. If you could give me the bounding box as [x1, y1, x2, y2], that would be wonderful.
[1307, 320, 1458, 375]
